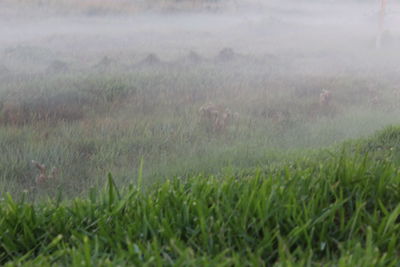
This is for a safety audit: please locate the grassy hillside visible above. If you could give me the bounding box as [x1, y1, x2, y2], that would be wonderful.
[2, 128, 400, 265]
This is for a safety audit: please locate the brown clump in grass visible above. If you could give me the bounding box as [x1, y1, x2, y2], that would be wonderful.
[369, 95, 381, 106]
[0, 92, 86, 126]
[32, 160, 58, 185]
[305, 89, 337, 120]
[319, 89, 332, 106]
[0, 100, 26, 125]
[199, 102, 236, 133]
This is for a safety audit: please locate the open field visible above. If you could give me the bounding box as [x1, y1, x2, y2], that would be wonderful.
[1, 0, 400, 265]
[2, 52, 400, 199]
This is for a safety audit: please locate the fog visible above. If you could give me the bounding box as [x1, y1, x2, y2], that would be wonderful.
[1, 1, 400, 72]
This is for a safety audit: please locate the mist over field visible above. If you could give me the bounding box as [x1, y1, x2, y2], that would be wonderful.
[4, 1, 400, 265]
[1, 0, 400, 71]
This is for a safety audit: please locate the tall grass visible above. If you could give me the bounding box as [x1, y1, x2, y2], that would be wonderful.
[0, 62, 399, 199]
[1, 150, 400, 266]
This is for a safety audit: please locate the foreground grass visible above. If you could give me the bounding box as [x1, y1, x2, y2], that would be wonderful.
[2, 147, 400, 266]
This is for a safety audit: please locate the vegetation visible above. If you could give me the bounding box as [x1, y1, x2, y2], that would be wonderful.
[1, 1, 400, 263]
[1, 56, 399, 199]
[2, 54, 400, 264]
[2, 138, 400, 265]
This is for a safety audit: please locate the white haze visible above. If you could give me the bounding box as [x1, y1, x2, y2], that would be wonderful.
[1, 0, 400, 193]
[1, 0, 400, 74]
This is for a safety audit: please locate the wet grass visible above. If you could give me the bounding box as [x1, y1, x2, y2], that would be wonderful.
[0, 60, 399, 199]
[1, 45, 400, 265]
[1, 141, 400, 265]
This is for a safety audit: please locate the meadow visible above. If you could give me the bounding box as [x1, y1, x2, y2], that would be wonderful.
[1, 49, 400, 199]
[1, 0, 400, 265]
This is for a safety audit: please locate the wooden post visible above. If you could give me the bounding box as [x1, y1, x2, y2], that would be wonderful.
[376, 0, 387, 48]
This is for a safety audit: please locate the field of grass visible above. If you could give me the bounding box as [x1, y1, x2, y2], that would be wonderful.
[2, 127, 400, 265]
[1, 1, 400, 264]
[1, 51, 400, 200]
[1, 54, 400, 264]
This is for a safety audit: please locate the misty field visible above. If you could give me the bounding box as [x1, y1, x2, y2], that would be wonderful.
[1, 0, 400, 265]
[1, 48, 400, 199]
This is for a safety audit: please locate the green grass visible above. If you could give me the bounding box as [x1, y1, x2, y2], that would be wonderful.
[2, 26, 400, 265]
[1, 61, 399, 199]
[1, 143, 400, 266]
